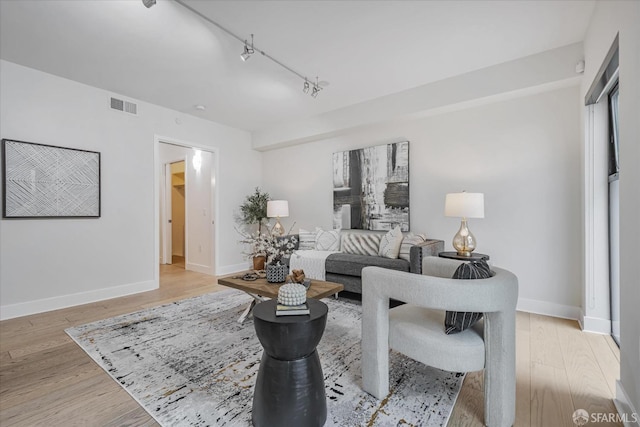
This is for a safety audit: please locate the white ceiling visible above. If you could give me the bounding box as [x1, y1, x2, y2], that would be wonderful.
[0, 0, 595, 132]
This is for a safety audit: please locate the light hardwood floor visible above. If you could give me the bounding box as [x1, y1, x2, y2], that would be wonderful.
[0, 265, 621, 426]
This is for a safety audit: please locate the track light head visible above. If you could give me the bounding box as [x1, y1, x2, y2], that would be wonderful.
[240, 45, 252, 61]
[303, 79, 310, 94]
[142, 0, 156, 8]
[310, 76, 321, 98]
[240, 34, 255, 61]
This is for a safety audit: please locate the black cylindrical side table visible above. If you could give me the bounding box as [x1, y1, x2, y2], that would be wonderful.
[252, 299, 328, 427]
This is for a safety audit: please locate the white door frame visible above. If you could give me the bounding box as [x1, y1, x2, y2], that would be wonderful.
[154, 136, 219, 286]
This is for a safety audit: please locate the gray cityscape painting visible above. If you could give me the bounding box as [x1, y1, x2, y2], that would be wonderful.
[332, 141, 409, 231]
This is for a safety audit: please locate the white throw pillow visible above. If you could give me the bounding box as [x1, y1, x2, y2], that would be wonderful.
[298, 228, 317, 250]
[398, 233, 427, 261]
[378, 226, 404, 259]
[315, 228, 341, 251]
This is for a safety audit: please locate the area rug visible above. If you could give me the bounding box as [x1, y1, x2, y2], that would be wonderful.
[66, 290, 464, 426]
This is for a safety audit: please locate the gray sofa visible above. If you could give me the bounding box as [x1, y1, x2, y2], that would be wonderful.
[285, 230, 444, 294]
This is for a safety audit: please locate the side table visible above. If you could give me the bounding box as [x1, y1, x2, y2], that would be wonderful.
[438, 251, 490, 261]
[252, 299, 328, 427]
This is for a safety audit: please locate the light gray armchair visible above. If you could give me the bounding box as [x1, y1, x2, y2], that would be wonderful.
[361, 256, 518, 427]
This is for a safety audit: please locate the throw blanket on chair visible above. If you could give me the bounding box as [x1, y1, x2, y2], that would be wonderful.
[289, 250, 338, 280]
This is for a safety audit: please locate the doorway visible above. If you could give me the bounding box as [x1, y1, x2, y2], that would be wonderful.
[158, 141, 216, 277]
[169, 161, 186, 268]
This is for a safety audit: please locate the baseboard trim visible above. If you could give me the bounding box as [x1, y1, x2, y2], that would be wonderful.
[185, 262, 213, 275]
[217, 262, 251, 276]
[516, 297, 581, 320]
[0, 280, 158, 321]
[580, 312, 612, 334]
[615, 380, 640, 427]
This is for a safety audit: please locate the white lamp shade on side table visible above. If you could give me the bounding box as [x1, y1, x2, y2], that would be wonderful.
[444, 192, 484, 219]
[267, 200, 289, 218]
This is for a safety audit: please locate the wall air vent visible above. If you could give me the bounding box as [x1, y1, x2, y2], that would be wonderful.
[110, 97, 138, 115]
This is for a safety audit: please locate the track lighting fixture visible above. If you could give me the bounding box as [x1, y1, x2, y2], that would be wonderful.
[240, 34, 255, 61]
[158, 0, 326, 98]
[311, 77, 322, 98]
[142, 0, 156, 8]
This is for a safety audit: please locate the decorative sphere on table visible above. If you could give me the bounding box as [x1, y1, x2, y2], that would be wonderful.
[277, 283, 307, 306]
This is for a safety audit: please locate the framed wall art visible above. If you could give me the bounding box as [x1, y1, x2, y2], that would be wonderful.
[333, 141, 409, 231]
[2, 139, 101, 218]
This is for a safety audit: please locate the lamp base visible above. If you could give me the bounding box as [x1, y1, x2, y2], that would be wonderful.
[452, 218, 477, 257]
[273, 219, 284, 236]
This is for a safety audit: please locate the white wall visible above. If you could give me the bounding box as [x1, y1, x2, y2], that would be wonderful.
[0, 60, 260, 319]
[582, 0, 640, 417]
[263, 85, 582, 317]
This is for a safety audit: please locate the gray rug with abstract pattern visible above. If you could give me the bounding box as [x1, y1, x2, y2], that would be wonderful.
[65, 289, 464, 426]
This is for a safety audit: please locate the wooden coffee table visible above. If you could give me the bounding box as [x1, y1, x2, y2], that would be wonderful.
[218, 272, 344, 323]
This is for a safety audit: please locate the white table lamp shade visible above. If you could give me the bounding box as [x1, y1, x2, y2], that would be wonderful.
[444, 193, 484, 219]
[267, 200, 289, 218]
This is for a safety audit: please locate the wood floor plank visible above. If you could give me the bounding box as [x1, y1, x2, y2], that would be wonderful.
[1, 371, 117, 425]
[8, 335, 73, 359]
[29, 387, 140, 427]
[516, 312, 531, 426]
[529, 314, 575, 427]
[1, 356, 101, 409]
[586, 333, 619, 397]
[101, 407, 158, 427]
[447, 371, 484, 426]
[604, 334, 620, 362]
[530, 362, 575, 427]
[556, 323, 620, 426]
[0, 319, 71, 347]
[0, 317, 31, 332]
[517, 310, 531, 332]
[529, 313, 566, 369]
[0, 343, 91, 390]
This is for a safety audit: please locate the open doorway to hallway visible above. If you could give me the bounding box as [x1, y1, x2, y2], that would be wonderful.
[169, 161, 186, 269]
[158, 141, 216, 277]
